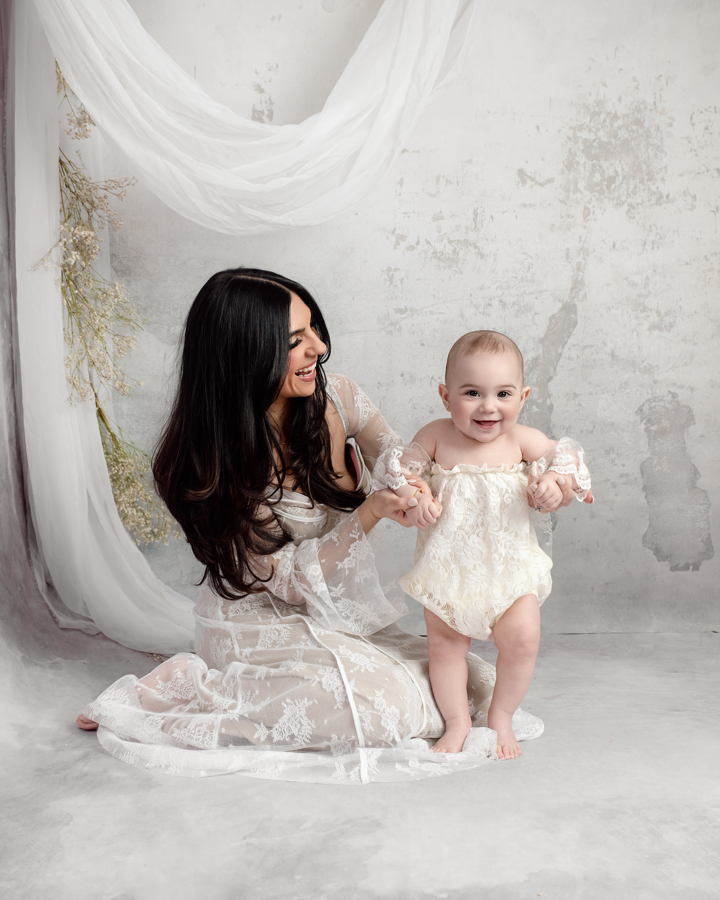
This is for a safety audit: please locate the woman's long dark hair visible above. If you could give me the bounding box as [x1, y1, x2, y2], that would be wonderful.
[153, 268, 365, 600]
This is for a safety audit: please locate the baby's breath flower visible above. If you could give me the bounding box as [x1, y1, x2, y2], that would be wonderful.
[97, 405, 178, 546]
[39, 65, 176, 545]
[56, 63, 95, 140]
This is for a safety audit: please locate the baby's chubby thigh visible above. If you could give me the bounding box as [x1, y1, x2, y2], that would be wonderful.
[491, 594, 541, 659]
[424, 608, 472, 661]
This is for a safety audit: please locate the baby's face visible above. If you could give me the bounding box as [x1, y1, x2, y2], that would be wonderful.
[439, 350, 530, 444]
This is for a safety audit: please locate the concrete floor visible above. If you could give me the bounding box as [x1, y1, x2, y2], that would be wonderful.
[2, 630, 719, 900]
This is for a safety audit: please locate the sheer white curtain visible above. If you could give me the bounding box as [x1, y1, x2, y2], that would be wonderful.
[13, 0, 480, 652]
[13, 3, 193, 653]
[33, 0, 482, 234]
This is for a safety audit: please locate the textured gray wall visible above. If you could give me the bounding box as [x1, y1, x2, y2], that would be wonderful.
[102, 0, 719, 634]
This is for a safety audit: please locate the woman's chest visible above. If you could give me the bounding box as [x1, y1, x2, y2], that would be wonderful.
[327, 407, 357, 492]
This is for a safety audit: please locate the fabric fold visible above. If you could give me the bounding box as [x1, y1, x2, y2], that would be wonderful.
[32, 0, 483, 234]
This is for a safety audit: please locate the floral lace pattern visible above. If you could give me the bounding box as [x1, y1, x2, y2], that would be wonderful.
[85, 375, 544, 783]
[536, 437, 592, 501]
[400, 462, 553, 640]
[383, 447, 410, 491]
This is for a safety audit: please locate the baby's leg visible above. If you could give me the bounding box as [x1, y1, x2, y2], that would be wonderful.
[488, 594, 541, 759]
[424, 609, 472, 753]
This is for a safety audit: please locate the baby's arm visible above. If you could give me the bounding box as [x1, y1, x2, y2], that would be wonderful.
[386, 423, 442, 529]
[518, 427, 593, 512]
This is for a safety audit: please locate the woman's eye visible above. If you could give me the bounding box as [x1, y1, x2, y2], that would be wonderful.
[290, 338, 301, 349]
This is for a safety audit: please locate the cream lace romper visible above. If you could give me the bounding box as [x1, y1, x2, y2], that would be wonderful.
[400, 462, 553, 640]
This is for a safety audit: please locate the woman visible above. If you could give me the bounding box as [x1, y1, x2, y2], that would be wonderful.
[78, 268, 556, 784]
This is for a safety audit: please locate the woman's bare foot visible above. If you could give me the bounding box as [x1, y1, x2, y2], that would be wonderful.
[432, 716, 471, 754]
[76, 714, 99, 731]
[488, 709, 521, 759]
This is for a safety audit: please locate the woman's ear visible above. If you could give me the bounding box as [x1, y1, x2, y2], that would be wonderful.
[438, 383, 451, 411]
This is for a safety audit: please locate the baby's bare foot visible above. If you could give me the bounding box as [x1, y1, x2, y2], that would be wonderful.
[488, 710, 521, 760]
[432, 717, 471, 754]
[76, 714, 98, 731]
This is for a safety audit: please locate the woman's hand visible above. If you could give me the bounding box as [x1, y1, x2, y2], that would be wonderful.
[358, 488, 441, 534]
[527, 471, 565, 512]
[528, 463, 594, 511]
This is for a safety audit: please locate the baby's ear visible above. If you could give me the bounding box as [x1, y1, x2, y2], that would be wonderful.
[519, 385, 531, 407]
[438, 383, 450, 410]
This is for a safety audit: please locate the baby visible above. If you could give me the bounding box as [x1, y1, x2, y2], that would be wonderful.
[389, 331, 591, 758]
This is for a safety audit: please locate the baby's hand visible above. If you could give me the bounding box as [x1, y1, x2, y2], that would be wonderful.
[406, 493, 441, 529]
[527, 470, 565, 513]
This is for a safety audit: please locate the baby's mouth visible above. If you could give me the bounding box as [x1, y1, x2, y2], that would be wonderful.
[475, 419, 498, 429]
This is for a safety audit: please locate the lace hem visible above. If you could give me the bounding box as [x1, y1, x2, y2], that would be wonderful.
[92, 711, 544, 784]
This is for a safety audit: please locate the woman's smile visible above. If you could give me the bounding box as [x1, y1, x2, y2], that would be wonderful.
[295, 360, 317, 382]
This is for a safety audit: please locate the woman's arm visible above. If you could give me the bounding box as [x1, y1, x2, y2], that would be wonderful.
[356, 488, 421, 534]
[327, 373, 404, 470]
[328, 373, 438, 525]
[380, 422, 442, 529]
[250, 505, 408, 633]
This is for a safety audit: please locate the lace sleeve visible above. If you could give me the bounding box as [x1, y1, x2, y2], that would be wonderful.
[253, 509, 407, 634]
[371, 442, 432, 492]
[327, 373, 402, 472]
[535, 436, 591, 501]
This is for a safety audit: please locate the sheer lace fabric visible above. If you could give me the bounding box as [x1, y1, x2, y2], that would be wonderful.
[536, 437, 592, 501]
[85, 375, 544, 783]
[400, 462, 553, 640]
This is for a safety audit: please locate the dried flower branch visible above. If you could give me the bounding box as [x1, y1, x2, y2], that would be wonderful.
[56, 150, 139, 401]
[57, 63, 95, 140]
[97, 402, 176, 545]
[38, 66, 177, 545]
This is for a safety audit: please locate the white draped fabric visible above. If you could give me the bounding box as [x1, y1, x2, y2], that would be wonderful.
[12, 4, 196, 653]
[9, 0, 477, 653]
[33, 0, 482, 235]
[13, 1, 480, 652]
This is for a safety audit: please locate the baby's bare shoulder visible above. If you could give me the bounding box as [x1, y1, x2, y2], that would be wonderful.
[512, 424, 554, 461]
[412, 418, 451, 458]
[413, 418, 453, 442]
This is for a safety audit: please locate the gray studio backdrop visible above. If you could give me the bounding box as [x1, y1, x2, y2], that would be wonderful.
[5, 0, 719, 649]
[105, 0, 719, 635]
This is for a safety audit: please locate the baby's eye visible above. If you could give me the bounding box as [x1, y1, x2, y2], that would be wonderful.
[465, 390, 479, 397]
[498, 390, 511, 398]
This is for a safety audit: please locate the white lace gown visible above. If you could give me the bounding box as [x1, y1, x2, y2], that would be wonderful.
[85, 375, 543, 784]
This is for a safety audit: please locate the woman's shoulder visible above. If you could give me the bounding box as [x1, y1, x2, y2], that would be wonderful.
[326, 372, 359, 395]
[326, 372, 365, 415]
[325, 372, 384, 436]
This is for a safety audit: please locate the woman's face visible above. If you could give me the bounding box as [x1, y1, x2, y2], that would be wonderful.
[275, 292, 327, 404]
